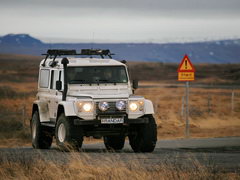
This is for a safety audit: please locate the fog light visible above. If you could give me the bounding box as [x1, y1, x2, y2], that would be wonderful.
[116, 100, 126, 111]
[98, 102, 109, 111]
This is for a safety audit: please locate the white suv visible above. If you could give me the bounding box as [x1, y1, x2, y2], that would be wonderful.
[31, 49, 157, 152]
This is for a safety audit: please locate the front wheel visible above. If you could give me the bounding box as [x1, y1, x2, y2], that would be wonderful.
[128, 115, 157, 152]
[31, 111, 53, 149]
[55, 114, 83, 151]
[104, 135, 125, 150]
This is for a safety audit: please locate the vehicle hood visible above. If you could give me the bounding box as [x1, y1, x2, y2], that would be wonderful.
[67, 84, 131, 99]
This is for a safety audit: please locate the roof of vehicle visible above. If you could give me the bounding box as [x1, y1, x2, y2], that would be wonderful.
[40, 57, 126, 68]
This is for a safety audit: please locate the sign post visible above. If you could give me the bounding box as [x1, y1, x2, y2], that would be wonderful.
[177, 55, 195, 138]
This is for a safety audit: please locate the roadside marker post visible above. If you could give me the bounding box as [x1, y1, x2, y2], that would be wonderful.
[177, 55, 195, 138]
[231, 90, 235, 114]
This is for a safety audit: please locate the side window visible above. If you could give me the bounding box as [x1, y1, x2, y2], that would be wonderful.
[39, 69, 50, 88]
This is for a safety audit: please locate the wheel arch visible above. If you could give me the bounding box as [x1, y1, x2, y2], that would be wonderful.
[32, 103, 39, 117]
[57, 101, 76, 119]
[144, 99, 154, 115]
[57, 105, 65, 120]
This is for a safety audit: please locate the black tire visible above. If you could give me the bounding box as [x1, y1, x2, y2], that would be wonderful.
[128, 115, 157, 153]
[55, 113, 83, 151]
[31, 111, 53, 149]
[103, 135, 125, 150]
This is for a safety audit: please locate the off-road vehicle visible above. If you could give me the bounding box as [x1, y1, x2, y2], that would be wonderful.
[31, 49, 157, 152]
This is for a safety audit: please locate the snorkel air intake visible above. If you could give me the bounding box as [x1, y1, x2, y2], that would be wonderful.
[61, 57, 69, 101]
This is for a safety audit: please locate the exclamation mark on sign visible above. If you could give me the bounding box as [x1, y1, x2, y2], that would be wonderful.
[185, 60, 187, 70]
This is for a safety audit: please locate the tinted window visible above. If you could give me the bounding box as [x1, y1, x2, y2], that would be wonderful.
[67, 66, 128, 84]
[39, 69, 50, 88]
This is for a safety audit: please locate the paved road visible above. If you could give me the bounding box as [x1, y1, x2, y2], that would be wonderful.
[0, 137, 240, 172]
[84, 136, 240, 149]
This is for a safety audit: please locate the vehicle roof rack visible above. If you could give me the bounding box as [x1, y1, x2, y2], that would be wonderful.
[41, 49, 114, 67]
[80, 49, 113, 58]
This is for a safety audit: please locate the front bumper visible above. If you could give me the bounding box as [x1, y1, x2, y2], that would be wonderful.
[73, 117, 148, 126]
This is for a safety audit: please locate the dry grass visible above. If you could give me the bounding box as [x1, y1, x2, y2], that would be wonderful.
[0, 81, 240, 146]
[0, 55, 240, 147]
[136, 83, 240, 138]
[0, 151, 239, 180]
[0, 55, 240, 179]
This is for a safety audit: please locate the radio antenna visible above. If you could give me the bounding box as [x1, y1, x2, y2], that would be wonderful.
[91, 32, 95, 50]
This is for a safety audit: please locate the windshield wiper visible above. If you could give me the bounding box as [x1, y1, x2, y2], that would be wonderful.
[97, 79, 119, 85]
[69, 80, 87, 83]
[98, 79, 109, 82]
[69, 79, 124, 84]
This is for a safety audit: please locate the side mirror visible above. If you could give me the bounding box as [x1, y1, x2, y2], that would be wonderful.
[132, 80, 138, 89]
[56, 80, 62, 91]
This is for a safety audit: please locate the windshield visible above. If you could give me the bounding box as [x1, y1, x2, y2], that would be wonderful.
[67, 66, 128, 84]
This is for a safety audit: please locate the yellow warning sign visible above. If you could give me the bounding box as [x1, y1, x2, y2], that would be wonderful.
[177, 55, 195, 81]
[178, 72, 195, 81]
[179, 58, 194, 71]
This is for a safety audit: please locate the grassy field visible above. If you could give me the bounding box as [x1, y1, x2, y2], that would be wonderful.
[136, 84, 240, 138]
[0, 54, 239, 146]
[0, 54, 240, 179]
[0, 151, 239, 180]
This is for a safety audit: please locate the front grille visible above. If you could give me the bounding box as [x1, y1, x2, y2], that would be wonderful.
[96, 101, 126, 115]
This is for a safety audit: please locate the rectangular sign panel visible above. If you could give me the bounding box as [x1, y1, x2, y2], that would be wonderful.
[178, 72, 195, 81]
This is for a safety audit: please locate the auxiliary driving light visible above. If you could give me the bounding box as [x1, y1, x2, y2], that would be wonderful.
[116, 100, 126, 111]
[98, 102, 109, 112]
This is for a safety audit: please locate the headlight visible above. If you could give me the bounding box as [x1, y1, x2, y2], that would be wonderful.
[116, 100, 126, 111]
[77, 102, 94, 112]
[98, 102, 109, 112]
[129, 102, 138, 111]
[129, 100, 144, 112]
[83, 103, 93, 112]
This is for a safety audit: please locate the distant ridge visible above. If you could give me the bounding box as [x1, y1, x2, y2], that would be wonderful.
[0, 34, 240, 63]
[0, 34, 43, 46]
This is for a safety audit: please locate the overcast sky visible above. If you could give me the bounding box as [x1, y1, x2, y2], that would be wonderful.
[0, 0, 240, 43]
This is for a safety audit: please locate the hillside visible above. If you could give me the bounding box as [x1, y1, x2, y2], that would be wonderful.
[0, 34, 240, 63]
[0, 54, 239, 85]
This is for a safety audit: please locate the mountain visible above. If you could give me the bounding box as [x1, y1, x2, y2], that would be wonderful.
[0, 34, 43, 46]
[0, 34, 240, 63]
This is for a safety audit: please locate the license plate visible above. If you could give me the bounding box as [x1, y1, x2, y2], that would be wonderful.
[101, 117, 124, 124]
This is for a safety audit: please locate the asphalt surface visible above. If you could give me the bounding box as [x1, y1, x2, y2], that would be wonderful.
[0, 137, 240, 172]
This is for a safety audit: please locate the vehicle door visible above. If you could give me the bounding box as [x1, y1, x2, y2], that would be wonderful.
[48, 69, 63, 122]
[38, 68, 51, 122]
